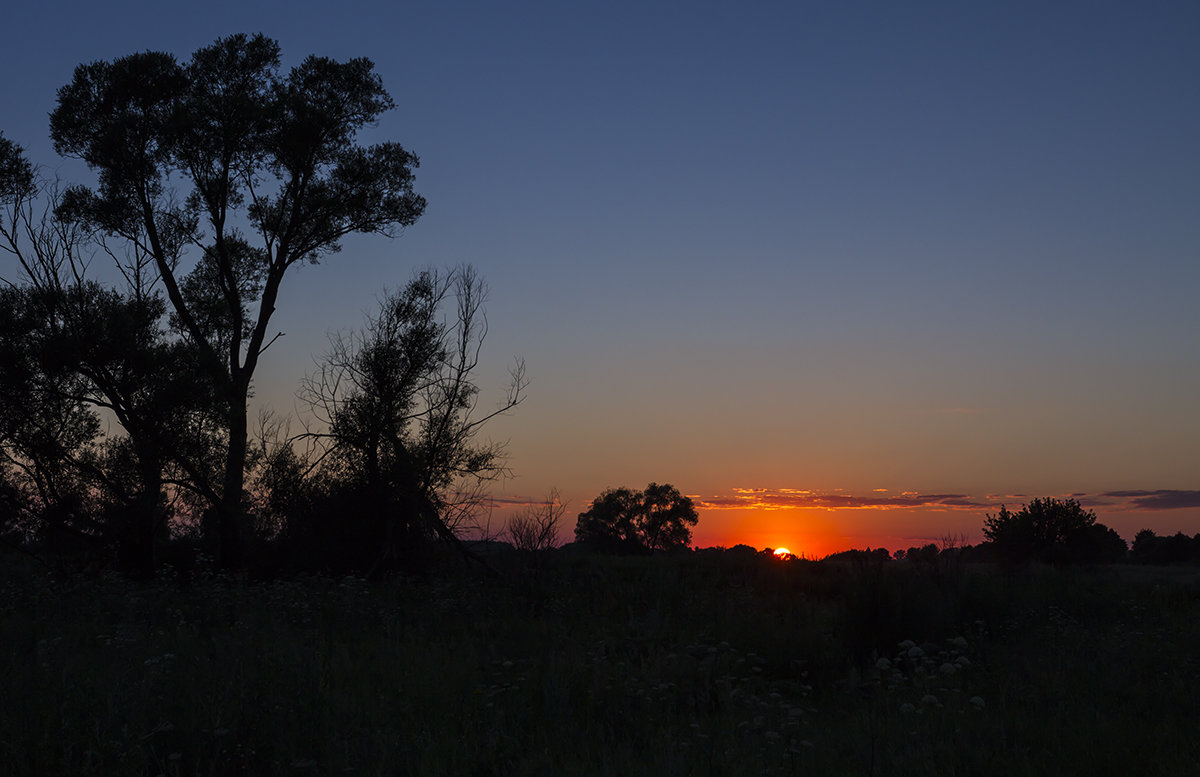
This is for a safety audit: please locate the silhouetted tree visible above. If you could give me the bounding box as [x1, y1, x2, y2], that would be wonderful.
[639, 483, 700, 552]
[244, 416, 310, 541]
[903, 544, 940, 566]
[1063, 522, 1127, 563]
[982, 497, 1124, 564]
[1, 137, 104, 553]
[0, 134, 33, 202]
[574, 483, 698, 553]
[0, 288, 102, 549]
[574, 487, 644, 552]
[1131, 528, 1160, 562]
[2, 134, 226, 576]
[1131, 529, 1200, 564]
[45, 34, 426, 569]
[295, 267, 524, 574]
[507, 490, 565, 554]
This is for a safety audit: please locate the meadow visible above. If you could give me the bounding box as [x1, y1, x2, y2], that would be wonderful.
[2, 549, 1198, 776]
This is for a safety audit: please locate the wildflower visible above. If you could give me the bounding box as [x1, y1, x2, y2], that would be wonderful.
[899, 703, 916, 714]
[907, 646, 924, 659]
[921, 694, 939, 705]
[898, 640, 916, 651]
[955, 656, 971, 667]
[969, 696, 985, 710]
[875, 658, 892, 671]
[939, 662, 956, 675]
[949, 636, 968, 649]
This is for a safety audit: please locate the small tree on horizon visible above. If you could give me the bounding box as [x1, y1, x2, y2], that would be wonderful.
[574, 483, 698, 553]
[507, 489, 565, 554]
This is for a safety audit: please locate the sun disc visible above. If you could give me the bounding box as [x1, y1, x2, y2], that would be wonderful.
[773, 547, 791, 557]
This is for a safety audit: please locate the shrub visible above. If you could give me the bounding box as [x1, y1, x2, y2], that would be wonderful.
[982, 497, 1126, 564]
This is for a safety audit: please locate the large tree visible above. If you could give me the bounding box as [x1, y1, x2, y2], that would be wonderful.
[46, 34, 426, 569]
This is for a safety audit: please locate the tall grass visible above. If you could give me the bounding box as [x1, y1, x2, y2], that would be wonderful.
[2, 551, 1198, 775]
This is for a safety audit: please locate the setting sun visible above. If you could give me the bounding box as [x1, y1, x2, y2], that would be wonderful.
[773, 547, 791, 558]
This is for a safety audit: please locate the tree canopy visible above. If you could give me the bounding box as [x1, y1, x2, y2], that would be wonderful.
[292, 267, 524, 575]
[982, 497, 1126, 564]
[574, 483, 698, 553]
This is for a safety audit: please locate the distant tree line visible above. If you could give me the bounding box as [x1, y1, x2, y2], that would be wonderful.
[0, 35, 523, 579]
[833, 498, 1129, 566]
[821, 499, 1198, 567]
[1130, 529, 1200, 565]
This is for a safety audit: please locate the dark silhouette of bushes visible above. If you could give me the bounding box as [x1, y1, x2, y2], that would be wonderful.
[1131, 529, 1200, 564]
[981, 497, 1127, 564]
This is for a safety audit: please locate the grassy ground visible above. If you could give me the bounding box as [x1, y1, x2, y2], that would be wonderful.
[2, 550, 1198, 776]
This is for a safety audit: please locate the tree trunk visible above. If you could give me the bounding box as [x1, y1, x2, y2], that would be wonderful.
[217, 386, 249, 571]
[120, 454, 167, 579]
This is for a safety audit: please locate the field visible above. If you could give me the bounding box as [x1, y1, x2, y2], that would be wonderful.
[2, 550, 1199, 776]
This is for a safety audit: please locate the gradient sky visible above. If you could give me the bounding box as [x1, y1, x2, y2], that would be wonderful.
[2, 0, 1197, 556]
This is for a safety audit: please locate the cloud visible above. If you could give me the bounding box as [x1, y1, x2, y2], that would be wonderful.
[1101, 490, 1200, 511]
[697, 488, 1200, 514]
[695, 489, 993, 512]
[481, 495, 560, 509]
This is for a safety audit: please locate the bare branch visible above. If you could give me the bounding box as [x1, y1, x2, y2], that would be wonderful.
[507, 489, 565, 553]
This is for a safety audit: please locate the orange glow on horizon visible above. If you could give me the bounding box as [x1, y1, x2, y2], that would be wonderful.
[690, 504, 983, 559]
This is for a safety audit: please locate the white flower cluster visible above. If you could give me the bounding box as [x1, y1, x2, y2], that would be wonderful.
[878, 636, 983, 715]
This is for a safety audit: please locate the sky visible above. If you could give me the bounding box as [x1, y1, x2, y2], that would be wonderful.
[1, 0, 1197, 557]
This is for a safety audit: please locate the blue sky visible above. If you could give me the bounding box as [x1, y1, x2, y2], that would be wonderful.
[2, 0, 1197, 552]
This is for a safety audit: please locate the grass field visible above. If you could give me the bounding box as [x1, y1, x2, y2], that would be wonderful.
[2, 550, 1198, 775]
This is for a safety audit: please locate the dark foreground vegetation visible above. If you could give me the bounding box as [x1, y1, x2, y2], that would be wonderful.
[3, 548, 1198, 776]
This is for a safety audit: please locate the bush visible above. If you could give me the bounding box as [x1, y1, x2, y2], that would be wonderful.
[982, 497, 1126, 564]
